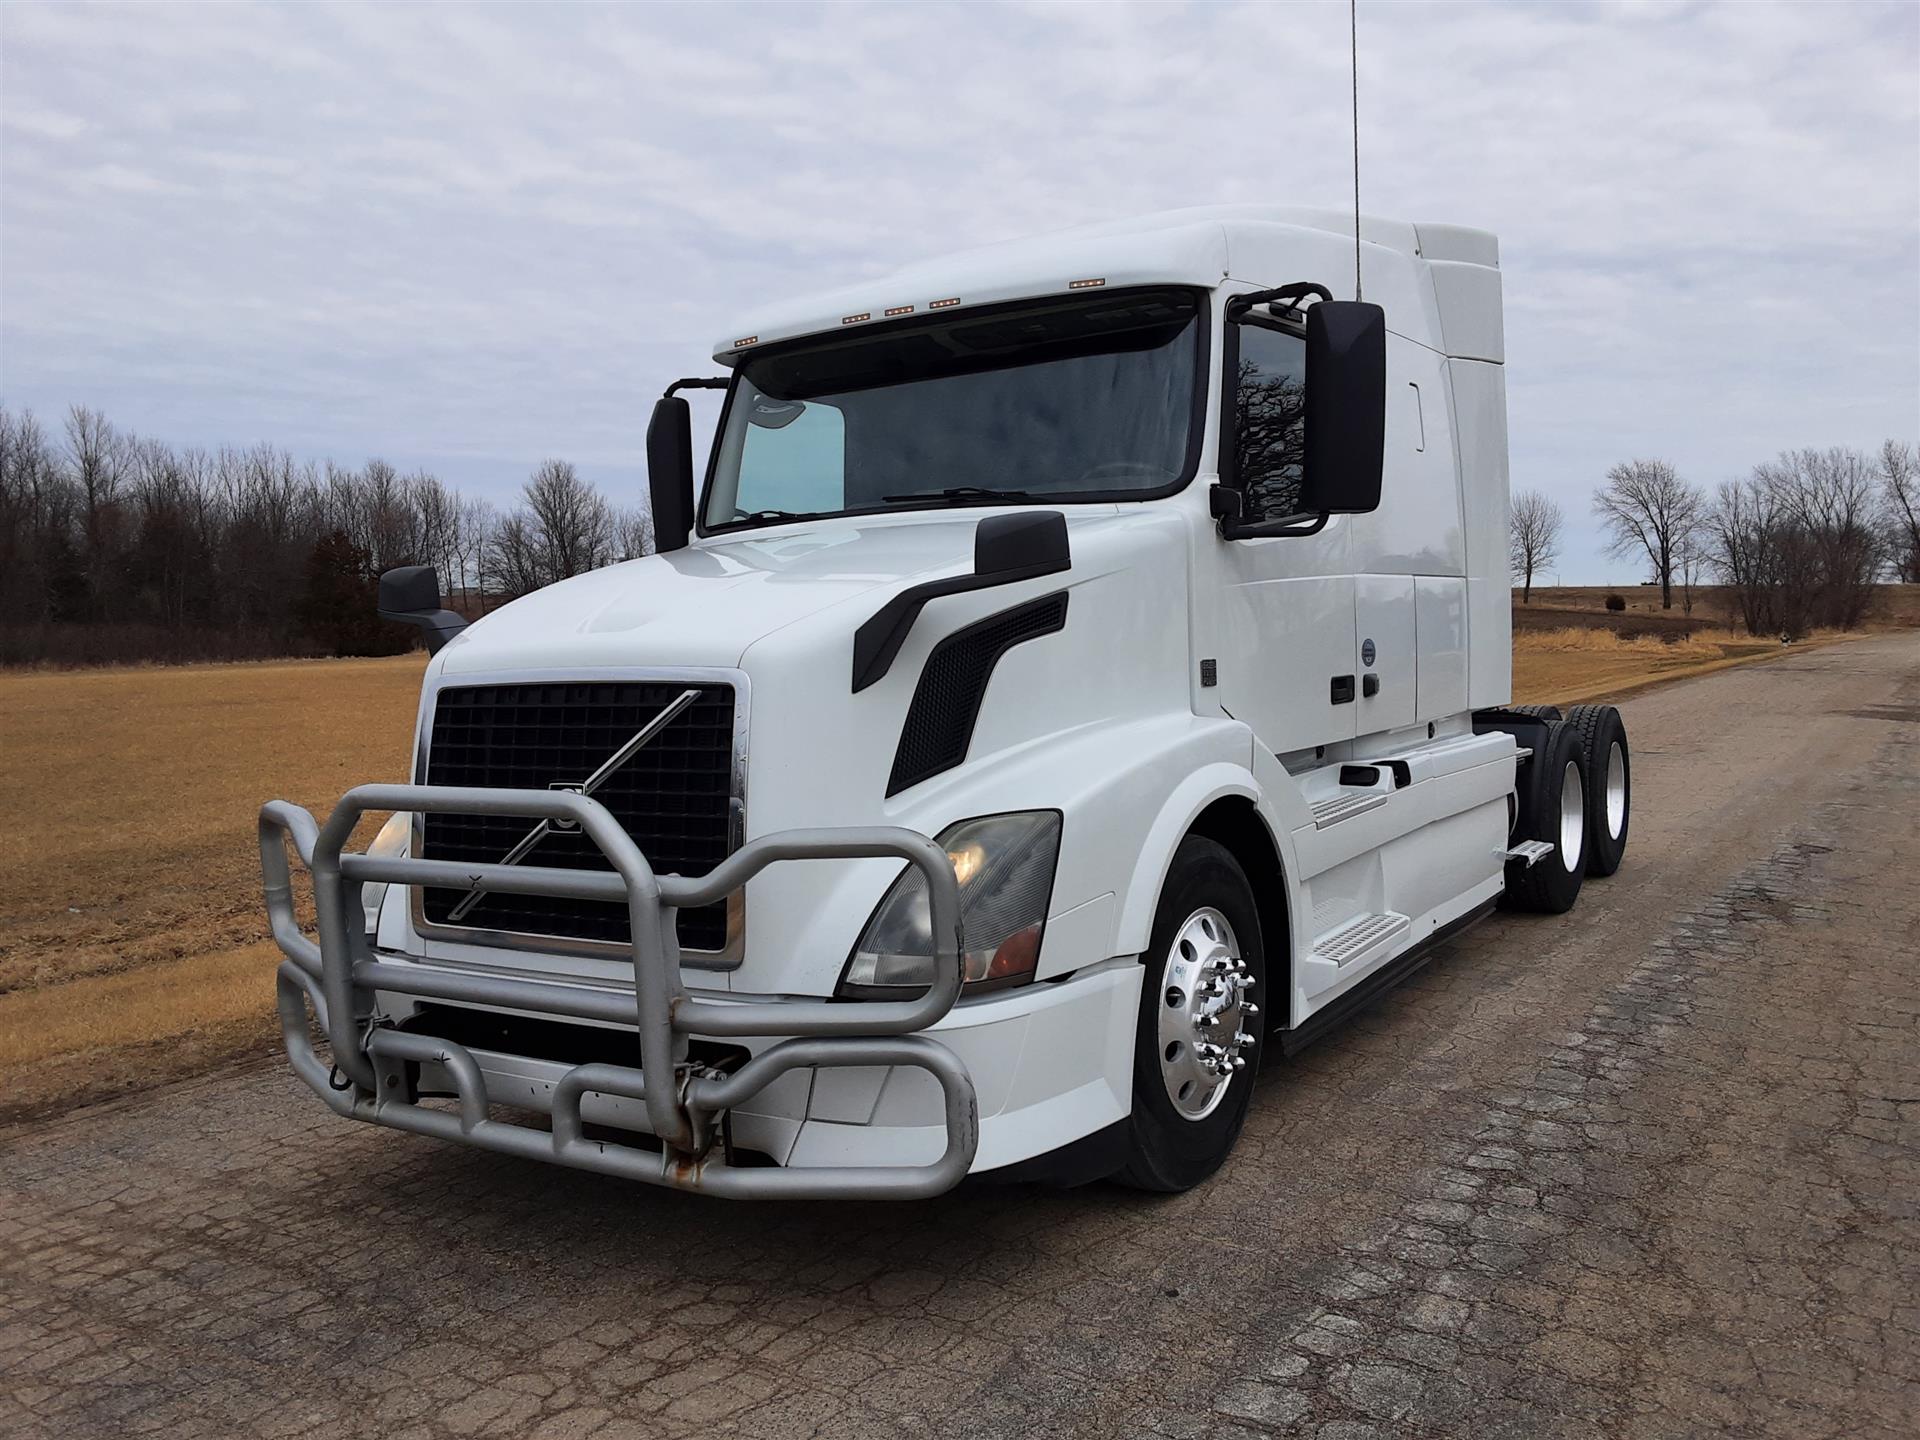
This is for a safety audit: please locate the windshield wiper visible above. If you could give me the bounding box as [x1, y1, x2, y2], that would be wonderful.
[881, 486, 1037, 506]
[731, 508, 819, 523]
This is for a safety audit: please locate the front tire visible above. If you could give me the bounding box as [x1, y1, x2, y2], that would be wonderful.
[1115, 836, 1266, 1192]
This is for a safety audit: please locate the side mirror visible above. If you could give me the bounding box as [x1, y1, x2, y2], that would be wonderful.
[377, 565, 467, 654]
[646, 395, 695, 553]
[1300, 300, 1387, 515]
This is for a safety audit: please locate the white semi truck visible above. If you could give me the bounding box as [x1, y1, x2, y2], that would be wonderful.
[260, 206, 1631, 1198]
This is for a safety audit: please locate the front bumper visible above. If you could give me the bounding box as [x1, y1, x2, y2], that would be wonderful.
[383, 958, 1140, 1175]
[260, 782, 980, 1200]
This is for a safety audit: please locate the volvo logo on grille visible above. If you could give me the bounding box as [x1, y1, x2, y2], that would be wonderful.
[445, 688, 701, 923]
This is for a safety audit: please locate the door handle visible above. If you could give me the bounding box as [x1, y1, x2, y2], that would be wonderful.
[1362, 673, 1380, 699]
[1330, 675, 1356, 705]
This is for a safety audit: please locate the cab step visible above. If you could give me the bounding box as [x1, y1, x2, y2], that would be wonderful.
[1504, 839, 1555, 869]
[1313, 910, 1411, 968]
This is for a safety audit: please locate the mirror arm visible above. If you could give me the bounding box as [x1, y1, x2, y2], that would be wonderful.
[1225, 282, 1333, 325]
[1210, 484, 1328, 540]
[1222, 512, 1329, 540]
[663, 377, 729, 399]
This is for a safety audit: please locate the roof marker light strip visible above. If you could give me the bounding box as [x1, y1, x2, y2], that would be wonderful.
[1067, 277, 1105, 289]
[929, 297, 961, 309]
[733, 335, 759, 348]
[841, 312, 871, 325]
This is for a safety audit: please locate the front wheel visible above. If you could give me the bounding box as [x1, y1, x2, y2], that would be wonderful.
[1115, 836, 1267, 1192]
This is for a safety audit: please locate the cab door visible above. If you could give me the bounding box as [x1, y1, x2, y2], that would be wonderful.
[1202, 315, 1358, 756]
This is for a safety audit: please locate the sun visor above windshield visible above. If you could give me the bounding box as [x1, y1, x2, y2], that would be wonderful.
[712, 220, 1229, 363]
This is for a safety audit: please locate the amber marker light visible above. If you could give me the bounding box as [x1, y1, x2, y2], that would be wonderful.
[883, 305, 914, 317]
[733, 336, 759, 348]
[928, 297, 961, 309]
[841, 312, 871, 324]
[1067, 277, 1106, 289]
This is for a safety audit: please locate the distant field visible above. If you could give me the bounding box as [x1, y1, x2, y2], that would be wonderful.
[0, 655, 425, 1121]
[2, 595, 1913, 1122]
[1521, 583, 1920, 631]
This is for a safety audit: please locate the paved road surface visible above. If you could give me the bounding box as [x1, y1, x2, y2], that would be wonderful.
[4, 633, 1917, 1440]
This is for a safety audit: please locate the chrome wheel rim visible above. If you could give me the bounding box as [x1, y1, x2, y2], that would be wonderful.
[1559, 760, 1586, 873]
[1156, 907, 1257, 1120]
[1605, 740, 1627, 840]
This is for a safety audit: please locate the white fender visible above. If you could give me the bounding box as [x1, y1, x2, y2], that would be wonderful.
[1114, 760, 1267, 957]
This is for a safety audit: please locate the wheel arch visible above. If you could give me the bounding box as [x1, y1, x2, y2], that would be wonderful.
[1116, 770, 1295, 1027]
[1187, 796, 1293, 1031]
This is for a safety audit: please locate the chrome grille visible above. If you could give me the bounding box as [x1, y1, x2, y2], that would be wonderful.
[418, 680, 738, 951]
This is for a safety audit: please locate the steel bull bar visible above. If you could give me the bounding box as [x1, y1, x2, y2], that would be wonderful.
[259, 784, 978, 1199]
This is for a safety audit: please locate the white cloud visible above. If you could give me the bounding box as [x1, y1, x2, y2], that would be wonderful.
[0, 0, 1914, 580]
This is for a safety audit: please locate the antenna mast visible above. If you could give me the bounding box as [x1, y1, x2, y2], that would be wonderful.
[1350, 0, 1362, 301]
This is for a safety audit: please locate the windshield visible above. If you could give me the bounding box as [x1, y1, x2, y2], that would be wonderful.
[701, 288, 1202, 530]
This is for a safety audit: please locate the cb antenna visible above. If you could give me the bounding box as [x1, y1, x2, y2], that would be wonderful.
[1350, 0, 1362, 301]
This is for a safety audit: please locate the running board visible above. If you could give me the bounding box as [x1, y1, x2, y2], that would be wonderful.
[1505, 839, 1555, 869]
[1301, 910, 1411, 996]
[1281, 901, 1497, 1056]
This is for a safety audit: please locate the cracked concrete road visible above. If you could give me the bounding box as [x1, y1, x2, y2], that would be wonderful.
[3, 633, 1917, 1440]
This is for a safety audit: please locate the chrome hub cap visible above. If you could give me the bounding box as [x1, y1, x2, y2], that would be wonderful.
[1559, 759, 1586, 873]
[1605, 740, 1627, 840]
[1156, 907, 1257, 1120]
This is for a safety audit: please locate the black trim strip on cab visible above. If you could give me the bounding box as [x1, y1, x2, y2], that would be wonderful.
[886, 592, 1070, 796]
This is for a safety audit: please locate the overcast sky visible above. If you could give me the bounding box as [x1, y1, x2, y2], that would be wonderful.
[2, 0, 1915, 583]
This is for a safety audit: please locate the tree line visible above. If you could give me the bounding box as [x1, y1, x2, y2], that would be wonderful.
[1511, 441, 1919, 634]
[0, 404, 655, 666]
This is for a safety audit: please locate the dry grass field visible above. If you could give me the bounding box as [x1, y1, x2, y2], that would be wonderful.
[0, 655, 425, 1121]
[2, 591, 1914, 1124]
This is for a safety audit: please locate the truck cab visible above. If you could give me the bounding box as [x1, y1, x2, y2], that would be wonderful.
[261, 206, 1630, 1197]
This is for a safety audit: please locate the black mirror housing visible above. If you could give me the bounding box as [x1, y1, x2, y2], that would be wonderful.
[1300, 300, 1387, 515]
[647, 395, 695, 553]
[376, 565, 467, 654]
[974, 508, 1070, 578]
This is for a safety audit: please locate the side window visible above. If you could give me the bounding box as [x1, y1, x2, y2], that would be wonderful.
[1231, 323, 1307, 522]
[732, 400, 847, 518]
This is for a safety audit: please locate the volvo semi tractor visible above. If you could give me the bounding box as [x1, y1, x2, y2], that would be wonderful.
[260, 205, 1632, 1199]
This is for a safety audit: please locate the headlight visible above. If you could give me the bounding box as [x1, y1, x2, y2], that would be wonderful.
[361, 811, 410, 935]
[839, 811, 1061, 996]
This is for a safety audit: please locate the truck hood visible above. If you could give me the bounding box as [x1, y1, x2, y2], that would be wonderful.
[437, 513, 1067, 675]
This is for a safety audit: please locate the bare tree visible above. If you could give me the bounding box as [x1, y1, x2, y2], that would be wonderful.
[1880, 439, 1920, 583]
[1705, 447, 1885, 639]
[524, 459, 615, 580]
[613, 504, 654, 562]
[1672, 517, 1708, 616]
[64, 405, 131, 621]
[1592, 459, 1705, 610]
[1508, 489, 1562, 604]
[1757, 447, 1882, 629]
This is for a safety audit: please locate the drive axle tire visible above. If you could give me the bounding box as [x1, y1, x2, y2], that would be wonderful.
[1500, 719, 1588, 915]
[1567, 704, 1630, 876]
[1115, 836, 1266, 1192]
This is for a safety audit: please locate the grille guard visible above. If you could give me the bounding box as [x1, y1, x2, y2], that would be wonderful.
[259, 784, 979, 1199]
